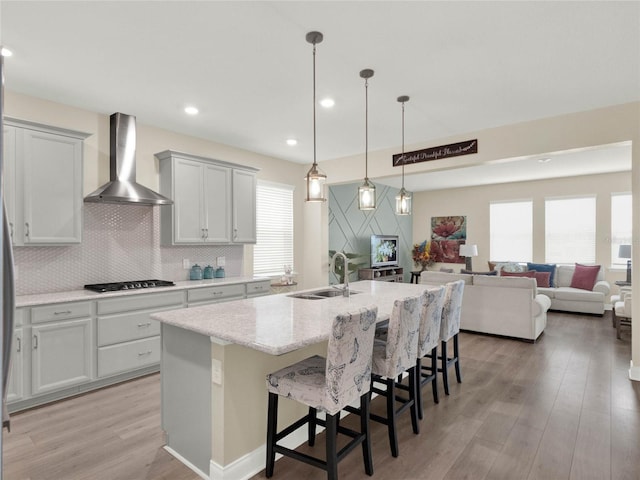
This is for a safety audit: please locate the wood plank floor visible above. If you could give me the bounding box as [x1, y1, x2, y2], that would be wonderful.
[3, 311, 639, 479]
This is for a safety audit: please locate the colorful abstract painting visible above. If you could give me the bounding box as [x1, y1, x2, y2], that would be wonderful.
[430, 216, 466, 264]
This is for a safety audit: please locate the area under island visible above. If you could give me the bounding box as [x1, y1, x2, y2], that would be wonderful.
[151, 280, 432, 480]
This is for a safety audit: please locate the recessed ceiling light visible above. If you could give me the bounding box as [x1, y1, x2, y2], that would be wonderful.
[286, 138, 297, 146]
[538, 157, 551, 163]
[320, 98, 335, 108]
[184, 106, 199, 115]
[1, 47, 13, 57]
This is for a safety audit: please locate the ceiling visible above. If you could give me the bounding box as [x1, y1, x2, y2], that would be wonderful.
[1, 1, 638, 191]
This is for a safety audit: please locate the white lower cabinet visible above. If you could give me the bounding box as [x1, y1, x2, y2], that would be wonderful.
[96, 291, 183, 379]
[7, 327, 24, 403]
[31, 318, 93, 395]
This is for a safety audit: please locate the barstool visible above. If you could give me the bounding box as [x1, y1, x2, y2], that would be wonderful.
[353, 294, 422, 458]
[439, 280, 465, 395]
[265, 306, 378, 480]
[416, 285, 446, 418]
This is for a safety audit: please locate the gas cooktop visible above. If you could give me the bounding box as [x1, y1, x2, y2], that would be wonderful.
[84, 280, 175, 293]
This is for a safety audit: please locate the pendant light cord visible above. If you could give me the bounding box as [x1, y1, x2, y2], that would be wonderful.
[365, 77, 369, 180]
[312, 43, 317, 167]
[401, 100, 405, 190]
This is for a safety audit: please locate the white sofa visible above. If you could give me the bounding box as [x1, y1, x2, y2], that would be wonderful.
[420, 271, 551, 342]
[535, 265, 610, 316]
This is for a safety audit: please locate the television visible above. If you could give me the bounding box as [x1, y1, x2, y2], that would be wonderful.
[370, 234, 399, 268]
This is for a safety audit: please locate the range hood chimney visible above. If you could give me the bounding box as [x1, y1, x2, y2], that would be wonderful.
[84, 113, 173, 205]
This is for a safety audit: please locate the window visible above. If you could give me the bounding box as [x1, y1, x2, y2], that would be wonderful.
[253, 181, 294, 275]
[545, 196, 596, 264]
[490, 200, 533, 262]
[611, 193, 632, 265]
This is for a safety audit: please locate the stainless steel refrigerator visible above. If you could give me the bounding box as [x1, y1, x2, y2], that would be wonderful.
[1, 48, 17, 475]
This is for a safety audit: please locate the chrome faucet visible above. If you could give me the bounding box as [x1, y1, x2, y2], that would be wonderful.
[330, 251, 350, 297]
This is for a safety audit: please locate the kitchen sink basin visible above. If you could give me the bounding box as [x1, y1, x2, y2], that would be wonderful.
[288, 288, 360, 300]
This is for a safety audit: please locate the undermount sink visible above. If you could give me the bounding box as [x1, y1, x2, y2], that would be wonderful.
[288, 288, 360, 300]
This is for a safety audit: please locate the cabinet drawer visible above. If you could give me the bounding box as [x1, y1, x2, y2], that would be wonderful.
[31, 301, 92, 324]
[246, 280, 271, 297]
[97, 312, 161, 346]
[97, 291, 183, 315]
[187, 284, 245, 304]
[98, 336, 160, 378]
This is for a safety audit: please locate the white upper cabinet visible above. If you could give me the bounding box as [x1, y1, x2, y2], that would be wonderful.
[3, 118, 89, 246]
[157, 150, 258, 245]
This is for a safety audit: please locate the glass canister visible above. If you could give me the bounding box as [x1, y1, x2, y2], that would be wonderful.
[203, 265, 215, 279]
[190, 264, 203, 280]
[215, 266, 225, 278]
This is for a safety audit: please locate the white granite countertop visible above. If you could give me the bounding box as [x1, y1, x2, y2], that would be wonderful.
[151, 280, 435, 356]
[16, 276, 269, 307]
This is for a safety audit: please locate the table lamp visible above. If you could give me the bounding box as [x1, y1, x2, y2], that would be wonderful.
[619, 244, 632, 284]
[459, 244, 478, 271]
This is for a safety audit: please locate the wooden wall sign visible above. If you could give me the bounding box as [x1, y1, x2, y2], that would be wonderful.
[392, 139, 478, 166]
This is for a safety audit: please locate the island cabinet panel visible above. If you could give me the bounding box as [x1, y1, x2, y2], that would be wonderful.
[96, 292, 184, 379]
[156, 150, 258, 246]
[7, 328, 24, 403]
[3, 118, 89, 246]
[31, 318, 93, 395]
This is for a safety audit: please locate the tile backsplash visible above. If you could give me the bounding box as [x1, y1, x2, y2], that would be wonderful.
[13, 204, 243, 295]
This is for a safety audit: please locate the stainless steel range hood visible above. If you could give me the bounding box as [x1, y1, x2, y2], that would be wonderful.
[84, 113, 173, 205]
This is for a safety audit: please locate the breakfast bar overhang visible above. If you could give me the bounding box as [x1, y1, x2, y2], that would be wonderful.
[152, 280, 431, 480]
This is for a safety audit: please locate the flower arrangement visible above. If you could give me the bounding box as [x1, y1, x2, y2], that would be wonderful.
[412, 240, 435, 270]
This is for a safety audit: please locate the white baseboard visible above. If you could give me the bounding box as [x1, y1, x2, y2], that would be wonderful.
[209, 427, 310, 480]
[629, 360, 640, 382]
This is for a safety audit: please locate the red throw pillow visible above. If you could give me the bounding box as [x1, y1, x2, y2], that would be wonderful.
[500, 270, 535, 278]
[570, 263, 601, 290]
[532, 271, 551, 288]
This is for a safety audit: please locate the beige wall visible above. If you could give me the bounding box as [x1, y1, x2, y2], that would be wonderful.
[412, 171, 630, 286]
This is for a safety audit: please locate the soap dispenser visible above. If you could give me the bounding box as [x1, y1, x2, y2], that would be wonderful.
[189, 264, 203, 280]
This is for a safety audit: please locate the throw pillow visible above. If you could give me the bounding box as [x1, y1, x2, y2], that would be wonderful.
[439, 267, 454, 273]
[500, 270, 536, 278]
[526, 262, 557, 287]
[460, 269, 497, 276]
[532, 271, 551, 288]
[570, 263, 601, 291]
[493, 261, 526, 273]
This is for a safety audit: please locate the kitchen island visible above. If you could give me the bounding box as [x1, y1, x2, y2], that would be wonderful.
[152, 280, 432, 480]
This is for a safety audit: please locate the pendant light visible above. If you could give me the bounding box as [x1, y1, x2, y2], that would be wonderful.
[395, 95, 412, 215]
[304, 31, 327, 202]
[358, 69, 376, 210]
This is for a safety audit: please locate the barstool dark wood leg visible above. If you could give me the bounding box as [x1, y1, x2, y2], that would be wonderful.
[453, 334, 462, 384]
[325, 413, 338, 480]
[386, 378, 399, 457]
[441, 340, 450, 395]
[308, 407, 317, 446]
[266, 392, 278, 478]
[416, 358, 424, 420]
[431, 346, 439, 404]
[360, 394, 374, 476]
[409, 366, 419, 434]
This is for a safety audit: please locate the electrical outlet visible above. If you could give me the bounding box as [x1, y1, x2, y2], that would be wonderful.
[183, 258, 191, 269]
[217, 256, 226, 267]
[211, 359, 222, 385]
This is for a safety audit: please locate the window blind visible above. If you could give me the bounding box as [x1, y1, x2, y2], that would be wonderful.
[611, 193, 632, 265]
[545, 196, 596, 264]
[253, 181, 294, 275]
[489, 200, 533, 262]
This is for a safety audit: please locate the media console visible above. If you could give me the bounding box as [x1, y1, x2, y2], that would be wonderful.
[358, 266, 404, 282]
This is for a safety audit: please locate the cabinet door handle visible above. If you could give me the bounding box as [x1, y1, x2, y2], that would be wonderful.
[33, 335, 38, 349]
[137, 322, 152, 328]
[16, 337, 21, 353]
[25, 222, 30, 237]
[9, 222, 13, 239]
[54, 310, 72, 316]
[204, 228, 209, 239]
[138, 350, 152, 357]
[201, 228, 206, 240]
[233, 228, 238, 240]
